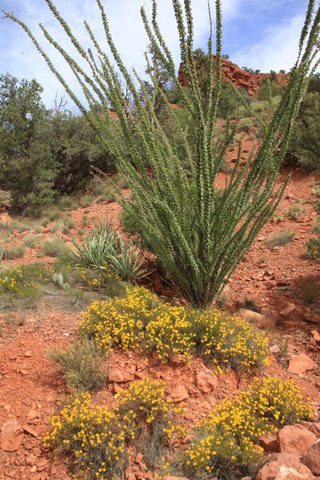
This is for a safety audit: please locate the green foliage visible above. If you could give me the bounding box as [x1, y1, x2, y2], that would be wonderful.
[43, 236, 69, 257]
[0, 74, 118, 213]
[287, 92, 320, 170]
[286, 203, 306, 221]
[48, 338, 107, 392]
[306, 238, 320, 259]
[24, 235, 40, 248]
[0, 245, 25, 260]
[266, 230, 295, 247]
[69, 222, 146, 282]
[6, 1, 320, 307]
[0, 263, 49, 298]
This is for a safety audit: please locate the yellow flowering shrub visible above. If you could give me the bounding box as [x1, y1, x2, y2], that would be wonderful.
[44, 380, 185, 476]
[194, 311, 269, 369]
[183, 377, 313, 479]
[81, 287, 269, 368]
[81, 286, 162, 351]
[44, 392, 127, 480]
[116, 378, 184, 443]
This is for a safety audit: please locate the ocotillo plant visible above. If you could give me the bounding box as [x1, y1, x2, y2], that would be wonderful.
[5, 1, 320, 307]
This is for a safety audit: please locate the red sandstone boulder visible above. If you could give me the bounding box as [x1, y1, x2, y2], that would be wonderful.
[302, 440, 320, 476]
[288, 354, 315, 374]
[279, 425, 316, 455]
[256, 453, 316, 480]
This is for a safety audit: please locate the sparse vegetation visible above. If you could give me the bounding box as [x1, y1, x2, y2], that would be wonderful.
[48, 338, 107, 392]
[286, 204, 306, 221]
[0, 245, 25, 260]
[266, 230, 295, 247]
[43, 236, 69, 257]
[305, 238, 320, 259]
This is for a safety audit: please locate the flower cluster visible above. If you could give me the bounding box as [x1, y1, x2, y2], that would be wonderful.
[194, 311, 269, 369]
[183, 377, 313, 479]
[44, 379, 184, 477]
[115, 379, 185, 443]
[81, 286, 269, 368]
[44, 392, 127, 480]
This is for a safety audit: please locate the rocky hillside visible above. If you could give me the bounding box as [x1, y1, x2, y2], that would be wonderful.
[178, 56, 290, 96]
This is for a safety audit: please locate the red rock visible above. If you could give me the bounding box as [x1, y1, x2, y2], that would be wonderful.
[280, 304, 296, 316]
[170, 385, 189, 402]
[302, 440, 320, 476]
[304, 313, 320, 324]
[300, 422, 320, 438]
[108, 368, 124, 383]
[259, 434, 280, 453]
[288, 354, 315, 374]
[310, 330, 320, 343]
[256, 453, 316, 480]
[22, 425, 38, 437]
[163, 477, 190, 480]
[0, 419, 23, 452]
[195, 370, 218, 393]
[237, 309, 269, 328]
[279, 425, 316, 455]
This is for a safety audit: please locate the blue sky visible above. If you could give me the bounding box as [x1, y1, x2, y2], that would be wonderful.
[0, 0, 309, 108]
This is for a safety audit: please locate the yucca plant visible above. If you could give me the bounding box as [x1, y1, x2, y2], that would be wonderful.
[6, 1, 320, 307]
[69, 221, 146, 282]
[69, 222, 118, 269]
[106, 237, 147, 282]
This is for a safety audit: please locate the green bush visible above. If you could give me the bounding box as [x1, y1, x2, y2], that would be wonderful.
[48, 338, 107, 392]
[0, 245, 25, 260]
[266, 230, 295, 247]
[0, 74, 118, 213]
[306, 238, 320, 259]
[43, 236, 69, 257]
[287, 92, 320, 170]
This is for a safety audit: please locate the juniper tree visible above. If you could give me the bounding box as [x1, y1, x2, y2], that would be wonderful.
[5, 0, 320, 307]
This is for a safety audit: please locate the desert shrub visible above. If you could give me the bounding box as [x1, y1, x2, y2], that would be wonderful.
[44, 392, 127, 480]
[257, 79, 286, 101]
[44, 379, 184, 478]
[287, 92, 320, 170]
[48, 338, 107, 392]
[306, 238, 320, 259]
[182, 377, 313, 480]
[0, 263, 49, 298]
[43, 236, 69, 257]
[286, 204, 305, 221]
[81, 286, 269, 369]
[6, 1, 319, 308]
[73, 266, 126, 297]
[0, 245, 25, 260]
[266, 230, 295, 247]
[115, 379, 184, 467]
[313, 219, 320, 234]
[24, 235, 39, 248]
[70, 222, 146, 282]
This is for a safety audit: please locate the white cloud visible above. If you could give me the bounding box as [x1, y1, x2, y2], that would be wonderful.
[2, 0, 245, 107]
[232, 13, 305, 72]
